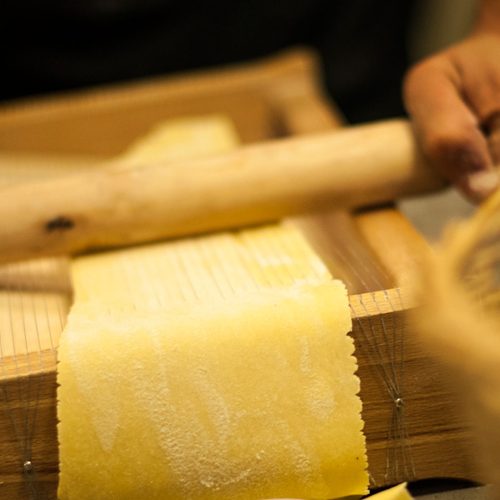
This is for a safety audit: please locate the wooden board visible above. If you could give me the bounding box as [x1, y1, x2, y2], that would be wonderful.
[0, 49, 478, 498]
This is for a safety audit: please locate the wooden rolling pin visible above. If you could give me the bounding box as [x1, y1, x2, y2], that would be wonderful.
[0, 119, 445, 264]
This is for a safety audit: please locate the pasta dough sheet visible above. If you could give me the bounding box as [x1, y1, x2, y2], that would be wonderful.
[58, 280, 366, 499]
[57, 116, 367, 499]
[117, 115, 240, 165]
[59, 225, 368, 499]
[370, 483, 412, 500]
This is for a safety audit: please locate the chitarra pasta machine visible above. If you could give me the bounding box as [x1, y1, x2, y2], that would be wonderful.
[0, 50, 482, 499]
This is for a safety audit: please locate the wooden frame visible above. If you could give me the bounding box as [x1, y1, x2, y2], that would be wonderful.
[0, 49, 477, 498]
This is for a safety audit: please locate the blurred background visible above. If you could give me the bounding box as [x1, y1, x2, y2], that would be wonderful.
[0, 0, 478, 123]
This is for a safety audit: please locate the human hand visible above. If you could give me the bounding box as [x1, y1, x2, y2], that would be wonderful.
[404, 19, 500, 202]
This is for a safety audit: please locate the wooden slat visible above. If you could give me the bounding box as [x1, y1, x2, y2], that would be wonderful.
[355, 206, 433, 289]
[351, 290, 478, 485]
[295, 211, 393, 294]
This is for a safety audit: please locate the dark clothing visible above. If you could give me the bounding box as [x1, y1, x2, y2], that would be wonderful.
[1, 0, 415, 123]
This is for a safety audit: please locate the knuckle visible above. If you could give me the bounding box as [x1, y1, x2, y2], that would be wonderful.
[423, 127, 483, 172]
[485, 68, 500, 90]
[424, 128, 469, 157]
[403, 57, 450, 107]
[403, 62, 429, 95]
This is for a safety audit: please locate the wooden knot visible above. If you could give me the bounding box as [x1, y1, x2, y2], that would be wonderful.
[45, 216, 75, 232]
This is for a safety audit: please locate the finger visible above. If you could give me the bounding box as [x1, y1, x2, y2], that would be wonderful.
[404, 59, 499, 202]
[455, 37, 500, 126]
[461, 63, 500, 165]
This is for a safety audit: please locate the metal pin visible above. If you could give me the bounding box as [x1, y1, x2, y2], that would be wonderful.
[394, 397, 404, 408]
[23, 460, 33, 473]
